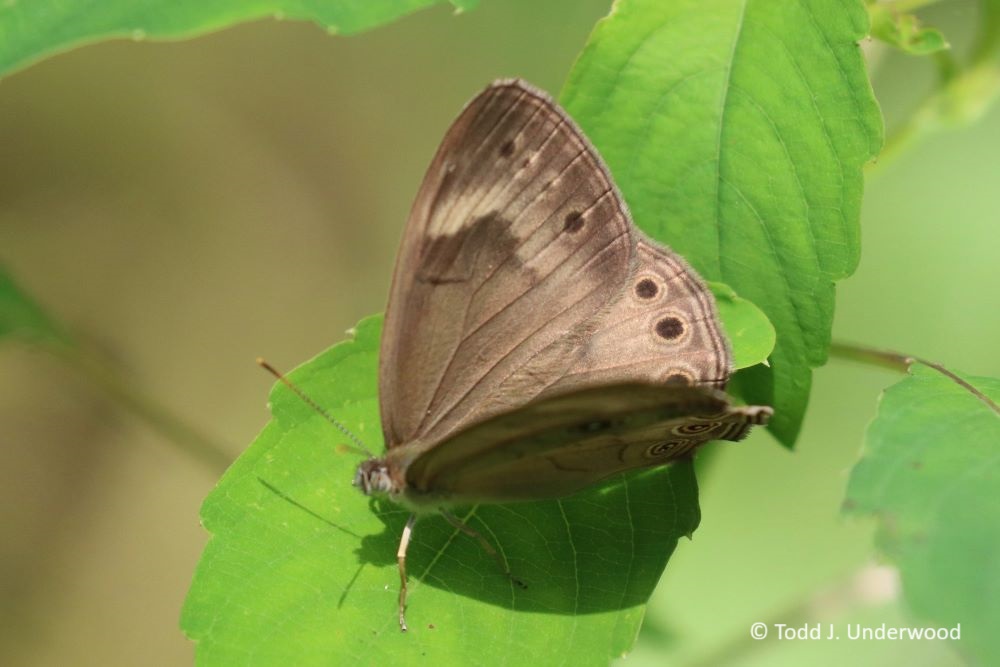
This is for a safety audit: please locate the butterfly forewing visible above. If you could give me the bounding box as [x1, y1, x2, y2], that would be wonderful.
[379, 80, 636, 450]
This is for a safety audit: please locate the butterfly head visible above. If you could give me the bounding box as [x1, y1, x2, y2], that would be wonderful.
[353, 458, 396, 498]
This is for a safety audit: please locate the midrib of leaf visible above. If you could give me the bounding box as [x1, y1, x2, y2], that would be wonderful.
[830, 343, 1000, 415]
[923, 364, 1000, 416]
[470, 511, 519, 660]
[713, 0, 749, 281]
[610, 475, 638, 647]
[555, 498, 582, 641]
[803, 0, 875, 279]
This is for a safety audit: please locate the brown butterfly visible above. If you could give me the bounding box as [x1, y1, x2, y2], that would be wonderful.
[353, 79, 772, 630]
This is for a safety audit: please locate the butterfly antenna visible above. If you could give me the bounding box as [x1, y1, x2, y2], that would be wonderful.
[256, 358, 375, 459]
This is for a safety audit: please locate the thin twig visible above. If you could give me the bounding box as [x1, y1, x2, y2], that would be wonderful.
[48, 340, 233, 473]
[829, 341, 1000, 416]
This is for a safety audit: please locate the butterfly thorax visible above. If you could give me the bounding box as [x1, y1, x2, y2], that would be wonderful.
[353, 458, 401, 498]
[355, 453, 452, 511]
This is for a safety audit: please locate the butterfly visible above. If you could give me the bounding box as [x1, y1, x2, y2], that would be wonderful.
[349, 79, 772, 630]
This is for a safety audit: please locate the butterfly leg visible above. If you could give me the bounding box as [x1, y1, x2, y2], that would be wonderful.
[396, 513, 417, 632]
[440, 510, 527, 590]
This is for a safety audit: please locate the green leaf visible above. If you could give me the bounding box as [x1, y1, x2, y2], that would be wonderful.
[869, 4, 949, 56]
[709, 282, 775, 370]
[561, 0, 884, 445]
[182, 316, 702, 665]
[843, 365, 1000, 666]
[0, 0, 475, 80]
[0, 264, 69, 346]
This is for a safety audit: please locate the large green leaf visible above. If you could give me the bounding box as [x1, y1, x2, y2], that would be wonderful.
[561, 0, 883, 445]
[181, 316, 703, 665]
[0, 0, 477, 79]
[844, 364, 1000, 666]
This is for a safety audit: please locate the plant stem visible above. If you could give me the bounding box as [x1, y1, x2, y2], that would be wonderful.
[827, 341, 912, 372]
[48, 340, 233, 474]
[829, 341, 1000, 415]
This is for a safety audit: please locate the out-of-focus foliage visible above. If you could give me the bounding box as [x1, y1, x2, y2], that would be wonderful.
[869, 4, 949, 55]
[0, 0, 477, 79]
[844, 364, 1000, 666]
[0, 264, 68, 346]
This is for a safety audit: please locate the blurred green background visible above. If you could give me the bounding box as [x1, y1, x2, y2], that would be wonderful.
[0, 1, 997, 665]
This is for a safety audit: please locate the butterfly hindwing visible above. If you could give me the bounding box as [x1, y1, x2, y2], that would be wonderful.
[398, 382, 770, 503]
[544, 238, 732, 395]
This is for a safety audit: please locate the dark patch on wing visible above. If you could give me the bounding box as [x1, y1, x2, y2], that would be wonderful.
[417, 211, 519, 285]
[562, 211, 584, 233]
